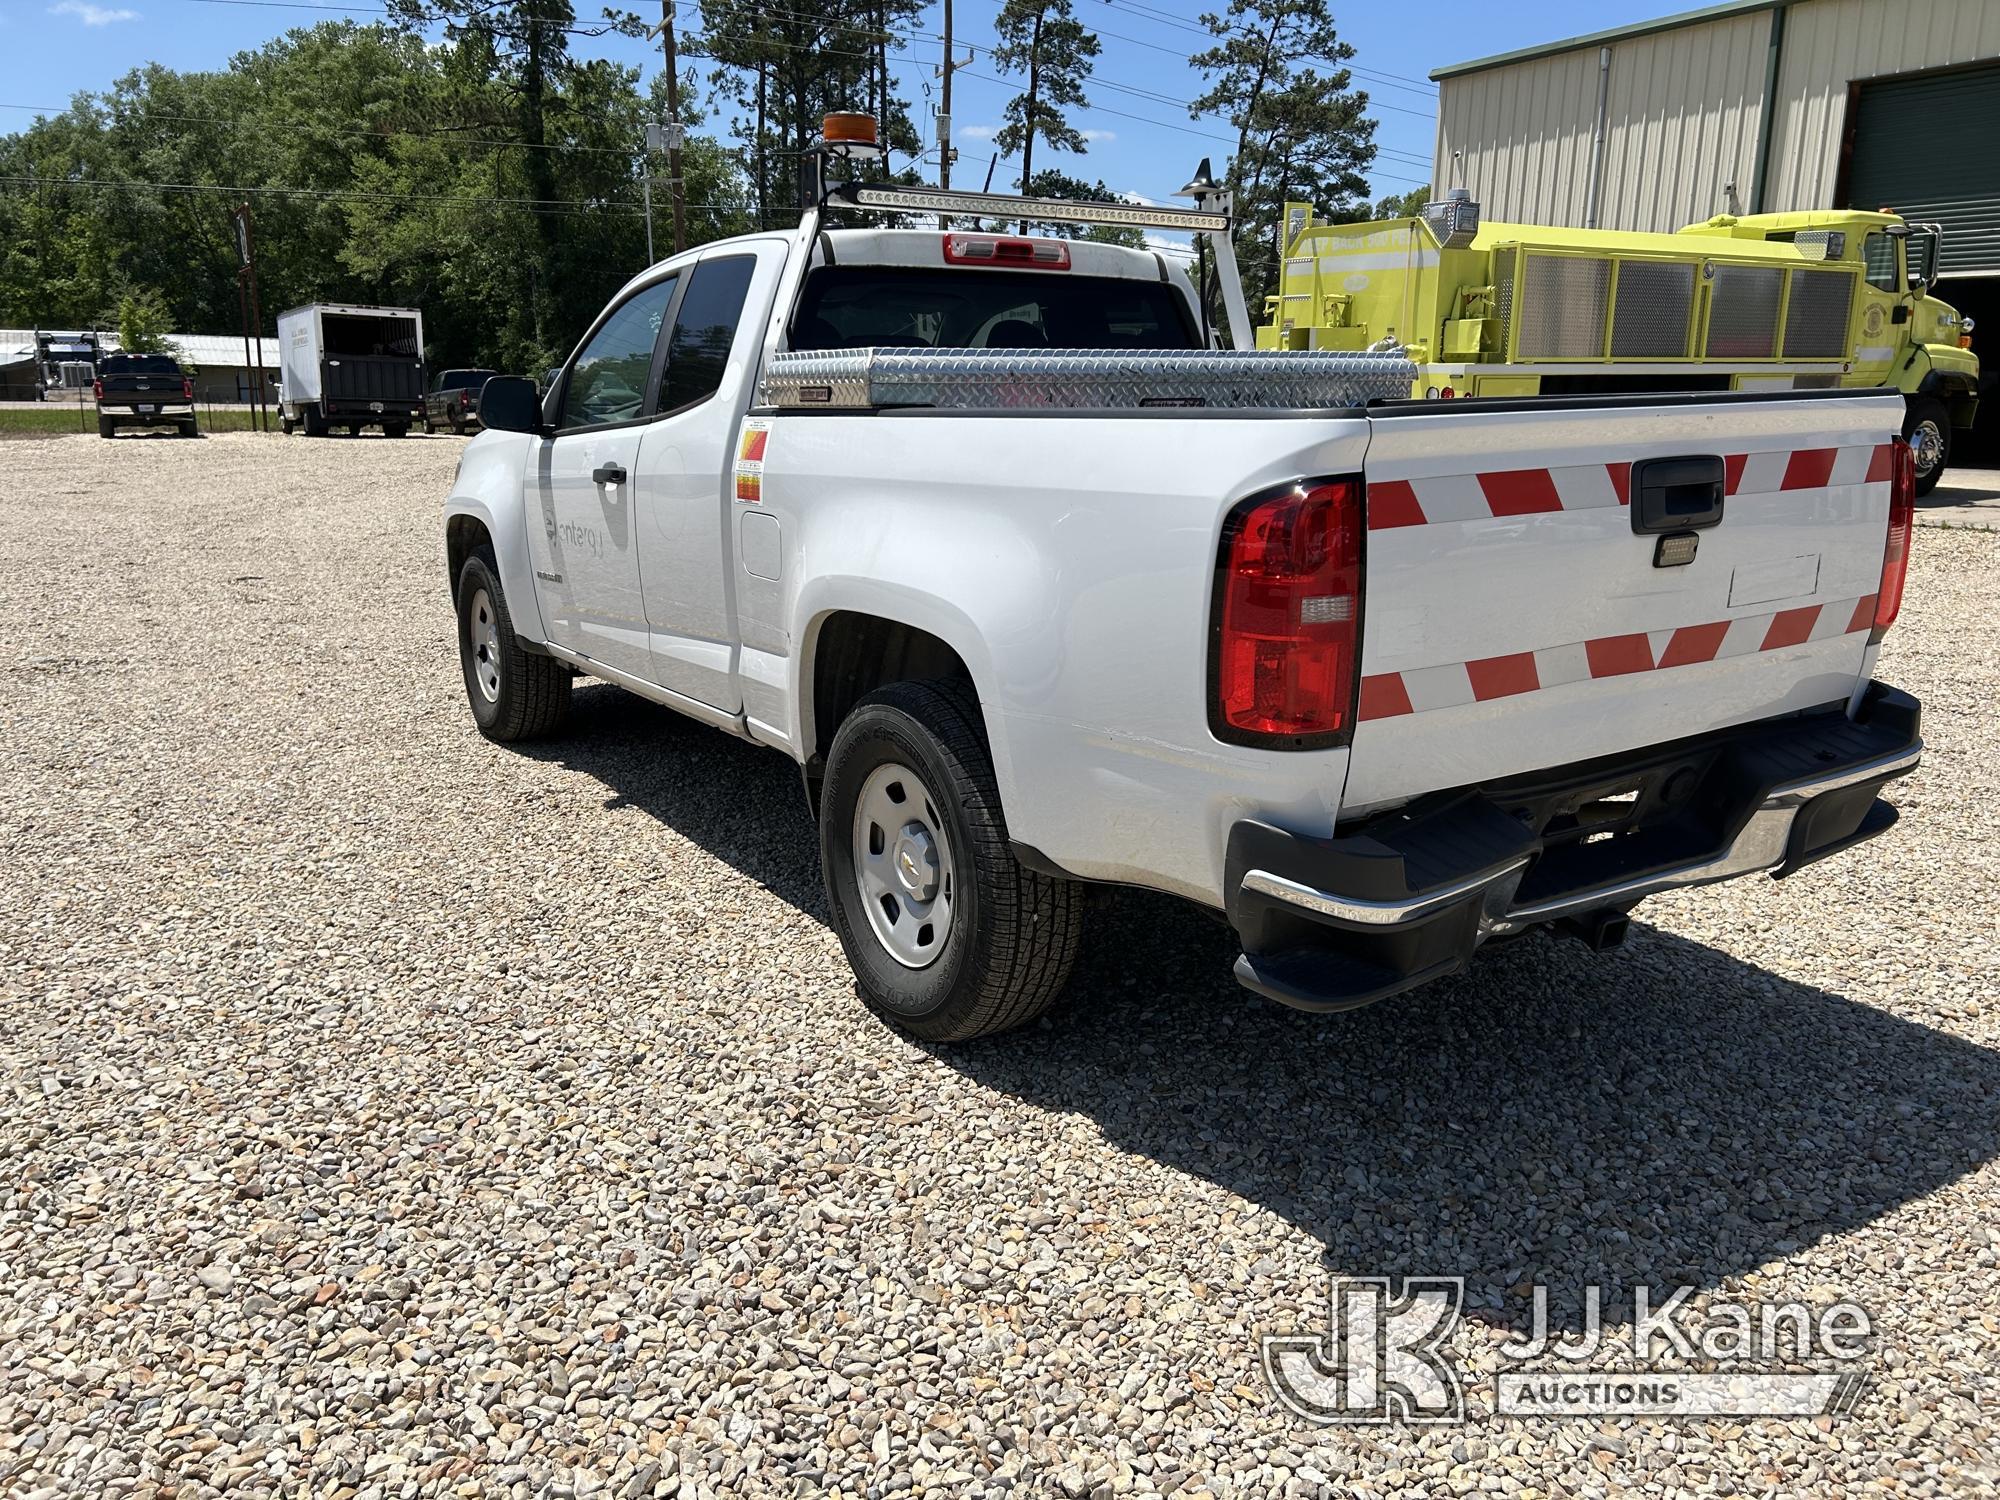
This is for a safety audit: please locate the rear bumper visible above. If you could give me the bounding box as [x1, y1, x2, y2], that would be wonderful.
[325, 399, 424, 419]
[1226, 681, 1922, 1012]
[101, 403, 192, 421]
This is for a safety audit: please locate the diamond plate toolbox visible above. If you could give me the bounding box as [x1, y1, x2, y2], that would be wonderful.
[756, 347, 1416, 411]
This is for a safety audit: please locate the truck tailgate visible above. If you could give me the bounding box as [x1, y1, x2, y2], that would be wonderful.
[1345, 393, 1902, 815]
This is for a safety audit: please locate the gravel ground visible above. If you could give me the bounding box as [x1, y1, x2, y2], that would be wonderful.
[2, 431, 1997, 1500]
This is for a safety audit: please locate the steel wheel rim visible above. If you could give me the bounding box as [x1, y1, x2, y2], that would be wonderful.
[852, 761, 955, 969]
[1912, 419, 1944, 477]
[468, 588, 502, 703]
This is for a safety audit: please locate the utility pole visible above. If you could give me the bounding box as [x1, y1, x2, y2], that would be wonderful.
[233, 203, 271, 433]
[647, 1, 687, 254]
[940, 0, 955, 190]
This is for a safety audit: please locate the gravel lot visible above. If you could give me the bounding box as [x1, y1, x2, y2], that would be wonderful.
[3, 431, 1997, 1500]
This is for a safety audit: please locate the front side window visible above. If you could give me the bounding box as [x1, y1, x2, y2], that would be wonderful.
[561, 277, 677, 429]
[1862, 232, 1900, 294]
[660, 256, 756, 413]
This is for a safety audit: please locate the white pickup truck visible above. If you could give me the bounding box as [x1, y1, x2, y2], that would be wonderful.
[443, 174, 1923, 1041]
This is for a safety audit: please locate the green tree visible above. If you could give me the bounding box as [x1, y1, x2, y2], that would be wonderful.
[116, 289, 178, 354]
[698, 0, 925, 227]
[0, 21, 754, 374]
[1021, 169, 1144, 248]
[1374, 183, 1429, 218]
[1189, 0, 1376, 316]
[992, 0, 1099, 227]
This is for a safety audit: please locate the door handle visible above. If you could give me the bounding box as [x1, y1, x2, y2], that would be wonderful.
[593, 462, 627, 486]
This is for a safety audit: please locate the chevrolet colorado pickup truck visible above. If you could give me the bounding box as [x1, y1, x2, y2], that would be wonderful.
[95, 353, 197, 438]
[442, 173, 1923, 1041]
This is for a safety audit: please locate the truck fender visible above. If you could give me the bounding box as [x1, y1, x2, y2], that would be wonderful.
[443, 433, 549, 648]
[1917, 366, 1980, 427]
[790, 557, 1045, 802]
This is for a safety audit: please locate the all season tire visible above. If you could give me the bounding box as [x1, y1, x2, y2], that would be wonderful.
[96, 414, 115, 439]
[455, 550, 570, 742]
[302, 403, 327, 437]
[449, 406, 467, 436]
[384, 422, 409, 439]
[819, 678, 1083, 1042]
[1904, 396, 1951, 496]
[178, 417, 199, 438]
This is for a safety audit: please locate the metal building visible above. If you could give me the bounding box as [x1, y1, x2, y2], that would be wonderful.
[1432, 0, 2000, 276]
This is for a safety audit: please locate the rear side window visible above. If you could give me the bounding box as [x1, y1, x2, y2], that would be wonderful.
[660, 256, 756, 413]
[792, 267, 1197, 352]
[560, 276, 677, 429]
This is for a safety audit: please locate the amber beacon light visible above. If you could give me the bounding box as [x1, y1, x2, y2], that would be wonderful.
[820, 113, 884, 158]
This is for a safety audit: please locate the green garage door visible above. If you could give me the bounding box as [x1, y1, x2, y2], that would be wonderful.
[1846, 63, 2000, 275]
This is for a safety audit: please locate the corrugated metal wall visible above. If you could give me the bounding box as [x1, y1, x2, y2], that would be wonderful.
[1434, 0, 2000, 233]
[1765, 0, 2000, 208]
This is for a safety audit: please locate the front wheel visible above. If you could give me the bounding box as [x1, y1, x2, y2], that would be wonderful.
[1904, 396, 1951, 496]
[455, 551, 570, 742]
[819, 679, 1083, 1041]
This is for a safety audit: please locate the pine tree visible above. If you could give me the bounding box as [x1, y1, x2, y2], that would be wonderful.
[1189, 0, 1375, 311]
[991, 0, 1099, 230]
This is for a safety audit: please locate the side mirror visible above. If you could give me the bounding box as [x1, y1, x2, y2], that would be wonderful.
[478, 375, 547, 435]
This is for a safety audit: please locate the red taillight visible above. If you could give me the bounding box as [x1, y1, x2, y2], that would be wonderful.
[1871, 436, 1916, 640]
[182, 378, 194, 400]
[92, 379, 103, 400]
[1211, 477, 1363, 746]
[942, 233, 1070, 270]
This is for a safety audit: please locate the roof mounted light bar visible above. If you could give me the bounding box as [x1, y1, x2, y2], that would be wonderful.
[823, 180, 1231, 235]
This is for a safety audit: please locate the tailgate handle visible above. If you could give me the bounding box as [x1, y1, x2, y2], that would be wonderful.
[1631, 456, 1725, 534]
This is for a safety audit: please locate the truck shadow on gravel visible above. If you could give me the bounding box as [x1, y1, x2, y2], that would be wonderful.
[535, 684, 2000, 1333]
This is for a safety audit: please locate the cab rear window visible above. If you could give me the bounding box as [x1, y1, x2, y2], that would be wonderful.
[792, 267, 1197, 352]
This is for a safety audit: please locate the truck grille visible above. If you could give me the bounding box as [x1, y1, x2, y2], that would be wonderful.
[1782, 269, 1856, 359]
[1610, 260, 1696, 357]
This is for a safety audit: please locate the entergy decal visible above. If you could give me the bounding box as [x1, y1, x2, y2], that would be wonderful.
[735, 418, 771, 503]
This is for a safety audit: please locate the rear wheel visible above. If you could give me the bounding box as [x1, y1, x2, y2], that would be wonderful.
[819, 679, 1083, 1041]
[1904, 396, 1951, 496]
[455, 551, 570, 742]
[96, 414, 114, 439]
[384, 422, 409, 439]
[178, 417, 198, 438]
[302, 403, 327, 437]
[281, 413, 295, 436]
[449, 406, 467, 435]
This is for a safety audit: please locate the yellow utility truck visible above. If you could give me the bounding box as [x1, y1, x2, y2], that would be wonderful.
[1260, 195, 1979, 492]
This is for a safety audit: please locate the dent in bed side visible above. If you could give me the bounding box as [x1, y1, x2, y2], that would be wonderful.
[444, 431, 547, 647]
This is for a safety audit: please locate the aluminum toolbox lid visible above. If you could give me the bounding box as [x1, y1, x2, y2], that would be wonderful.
[757, 346, 1415, 411]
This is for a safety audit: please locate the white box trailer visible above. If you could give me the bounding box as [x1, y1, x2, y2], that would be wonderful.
[276, 303, 426, 437]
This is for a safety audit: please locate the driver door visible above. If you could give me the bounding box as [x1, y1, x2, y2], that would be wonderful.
[528, 273, 679, 680]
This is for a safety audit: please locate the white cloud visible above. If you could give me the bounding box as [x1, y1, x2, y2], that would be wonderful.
[957, 124, 996, 141]
[1079, 129, 1118, 143]
[50, 0, 139, 23]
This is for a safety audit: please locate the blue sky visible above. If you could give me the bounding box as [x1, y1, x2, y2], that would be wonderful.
[1, 0, 1677, 207]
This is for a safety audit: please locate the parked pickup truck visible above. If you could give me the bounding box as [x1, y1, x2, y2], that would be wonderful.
[95, 352, 197, 438]
[442, 174, 1923, 1042]
[425, 367, 498, 434]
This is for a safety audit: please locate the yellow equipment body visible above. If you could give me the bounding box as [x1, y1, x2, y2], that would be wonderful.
[1260, 200, 1979, 490]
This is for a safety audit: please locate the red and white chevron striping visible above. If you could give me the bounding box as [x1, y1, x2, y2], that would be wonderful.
[1366, 443, 1895, 530]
